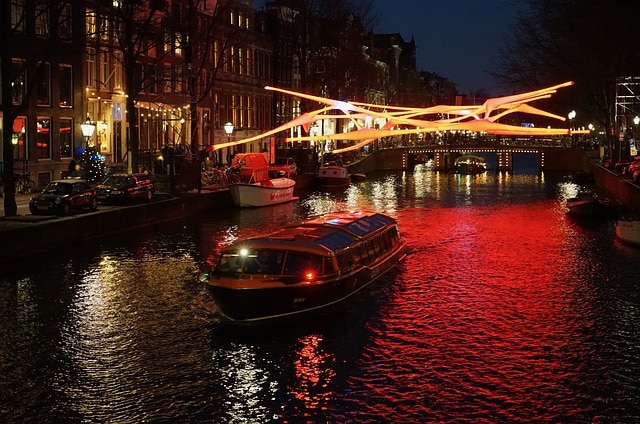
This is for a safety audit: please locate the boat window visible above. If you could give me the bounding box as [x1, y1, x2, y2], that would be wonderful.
[323, 257, 336, 275]
[243, 249, 285, 274]
[216, 253, 244, 273]
[216, 249, 284, 275]
[381, 231, 391, 252]
[336, 251, 354, 272]
[283, 251, 323, 276]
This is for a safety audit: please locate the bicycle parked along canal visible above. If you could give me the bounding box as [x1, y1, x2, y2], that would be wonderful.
[15, 172, 35, 194]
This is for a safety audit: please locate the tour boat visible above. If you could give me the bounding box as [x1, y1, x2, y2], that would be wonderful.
[453, 155, 487, 174]
[615, 215, 640, 246]
[203, 211, 407, 321]
[565, 190, 612, 218]
[315, 165, 351, 189]
[229, 153, 296, 207]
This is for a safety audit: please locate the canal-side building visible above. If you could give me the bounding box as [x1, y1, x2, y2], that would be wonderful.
[2, 0, 276, 187]
[1, 1, 87, 188]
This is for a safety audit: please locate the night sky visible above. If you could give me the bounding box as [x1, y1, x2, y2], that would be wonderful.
[254, 0, 522, 95]
[372, 0, 521, 95]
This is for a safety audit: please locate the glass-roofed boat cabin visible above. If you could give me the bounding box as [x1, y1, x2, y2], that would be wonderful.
[213, 212, 403, 281]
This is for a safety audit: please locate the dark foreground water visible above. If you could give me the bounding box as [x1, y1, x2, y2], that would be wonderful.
[2, 155, 640, 423]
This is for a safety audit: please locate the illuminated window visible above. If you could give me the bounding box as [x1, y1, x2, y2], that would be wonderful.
[12, 117, 27, 161]
[36, 117, 52, 159]
[60, 118, 73, 158]
[11, 60, 26, 105]
[35, 0, 49, 36]
[86, 10, 96, 38]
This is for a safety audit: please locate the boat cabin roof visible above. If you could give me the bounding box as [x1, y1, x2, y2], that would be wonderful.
[222, 212, 397, 256]
[455, 155, 486, 164]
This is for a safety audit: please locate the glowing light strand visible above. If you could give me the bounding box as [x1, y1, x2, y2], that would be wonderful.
[214, 82, 588, 153]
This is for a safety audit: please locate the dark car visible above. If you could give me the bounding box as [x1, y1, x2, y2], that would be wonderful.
[29, 179, 98, 216]
[95, 173, 155, 204]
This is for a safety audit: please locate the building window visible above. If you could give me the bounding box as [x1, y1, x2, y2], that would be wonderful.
[86, 48, 96, 87]
[11, 60, 26, 105]
[113, 52, 123, 90]
[86, 10, 96, 38]
[36, 63, 51, 106]
[174, 32, 182, 56]
[36, 117, 52, 159]
[11, 0, 25, 32]
[59, 64, 73, 107]
[13, 117, 27, 161]
[35, 0, 50, 37]
[59, 3, 72, 40]
[60, 118, 73, 158]
[100, 51, 109, 87]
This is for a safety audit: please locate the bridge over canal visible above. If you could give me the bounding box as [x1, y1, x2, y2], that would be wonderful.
[346, 145, 599, 174]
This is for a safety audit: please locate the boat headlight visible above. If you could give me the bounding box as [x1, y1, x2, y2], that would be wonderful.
[240, 248, 249, 257]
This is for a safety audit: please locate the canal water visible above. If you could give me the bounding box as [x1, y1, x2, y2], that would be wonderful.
[2, 154, 640, 423]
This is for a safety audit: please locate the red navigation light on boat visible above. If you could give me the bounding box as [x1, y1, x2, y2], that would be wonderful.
[304, 272, 315, 281]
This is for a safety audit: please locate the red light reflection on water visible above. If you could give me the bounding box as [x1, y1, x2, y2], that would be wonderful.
[352, 201, 604, 421]
[289, 334, 336, 412]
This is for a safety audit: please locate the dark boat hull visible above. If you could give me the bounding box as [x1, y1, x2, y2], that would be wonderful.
[206, 244, 407, 321]
[566, 196, 612, 218]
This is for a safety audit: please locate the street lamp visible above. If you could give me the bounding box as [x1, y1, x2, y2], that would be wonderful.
[80, 115, 96, 149]
[568, 110, 576, 131]
[223, 122, 234, 164]
[224, 122, 234, 140]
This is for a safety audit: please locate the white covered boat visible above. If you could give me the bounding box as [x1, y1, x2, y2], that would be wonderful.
[615, 215, 640, 246]
[229, 153, 296, 207]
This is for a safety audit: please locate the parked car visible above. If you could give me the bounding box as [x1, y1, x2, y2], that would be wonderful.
[269, 157, 297, 177]
[95, 173, 155, 204]
[29, 179, 98, 216]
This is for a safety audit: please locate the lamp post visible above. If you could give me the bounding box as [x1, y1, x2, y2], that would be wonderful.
[80, 115, 96, 149]
[568, 110, 576, 132]
[224, 122, 234, 164]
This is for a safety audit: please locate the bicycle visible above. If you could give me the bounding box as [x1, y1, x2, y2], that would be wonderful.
[15, 172, 35, 194]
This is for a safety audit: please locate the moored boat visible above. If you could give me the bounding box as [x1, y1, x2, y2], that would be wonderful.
[615, 215, 640, 246]
[203, 211, 407, 321]
[229, 153, 296, 207]
[453, 155, 487, 174]
[315, 165, 351, 189]
[566, 190, 612, 218]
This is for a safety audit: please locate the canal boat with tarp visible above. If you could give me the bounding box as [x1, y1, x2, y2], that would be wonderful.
[203, 211, 407, 321]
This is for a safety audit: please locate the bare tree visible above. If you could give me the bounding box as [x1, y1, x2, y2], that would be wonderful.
[495, 0, 640, 142]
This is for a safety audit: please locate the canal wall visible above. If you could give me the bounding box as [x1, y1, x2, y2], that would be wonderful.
[590, 162, 640, 211]
[0, 190, 233, 264]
